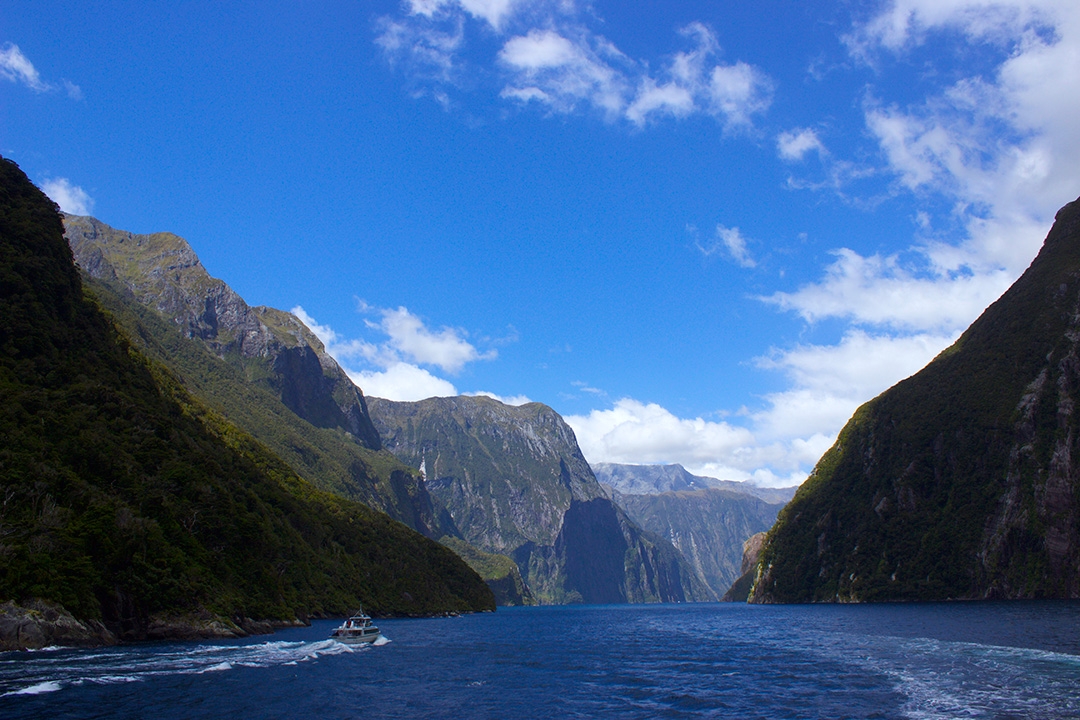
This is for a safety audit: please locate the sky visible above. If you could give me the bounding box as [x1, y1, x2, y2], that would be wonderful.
[4, 0, 1079, 487]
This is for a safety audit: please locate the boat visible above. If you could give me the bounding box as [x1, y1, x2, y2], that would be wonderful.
[330, 607, 381, 644]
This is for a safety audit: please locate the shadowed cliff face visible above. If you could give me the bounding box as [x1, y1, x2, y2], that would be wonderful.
[63, 215, 381, 450]
[369, 396, 714, 604]
[752, 197, 1080, 603]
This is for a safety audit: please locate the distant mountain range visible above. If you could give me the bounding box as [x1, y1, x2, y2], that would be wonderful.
[369, 397, 715, 604]
[751, 196, 1080, 603]
[596, 463, 789, 596]
[593, 462, 797, 504]
[0, 158, 493, 649]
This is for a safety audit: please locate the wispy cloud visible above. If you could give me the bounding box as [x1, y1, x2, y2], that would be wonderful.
[1, 43, 81, 99]
[695, 224, 757, 268]
[777, 127, 826, 161]
[41, 178, 94, 215]
[375, 3, 772, 129]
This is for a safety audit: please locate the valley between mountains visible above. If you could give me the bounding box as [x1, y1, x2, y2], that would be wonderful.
[3, 156, 1079, 650]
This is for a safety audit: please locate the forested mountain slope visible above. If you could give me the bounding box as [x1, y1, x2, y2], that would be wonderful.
[751, 197, 1080, 603]
[64, 215, 454, 538]
[0, 158, 493, 648]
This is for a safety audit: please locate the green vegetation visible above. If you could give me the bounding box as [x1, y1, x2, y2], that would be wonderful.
[81, 272, 454, 538]
[752, 199, 1080, 602]
[64, 214, 454, 539]
[0, 158, 493, 637]
[438, 537, 535, 606]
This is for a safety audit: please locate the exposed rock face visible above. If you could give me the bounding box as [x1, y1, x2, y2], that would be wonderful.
[751, 197, 1080, 603]
[63, 215, 381, 449]
[369, 396, 712, 604]
[0, 600, 116, 651]
[721, 532, 767, 602]
[62, 215, 460, 537]
[595, 462, 797, 504]
[613, 487, 785, 597]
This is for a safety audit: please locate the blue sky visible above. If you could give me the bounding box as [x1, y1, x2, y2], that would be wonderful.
[4, 0, 1079, 486]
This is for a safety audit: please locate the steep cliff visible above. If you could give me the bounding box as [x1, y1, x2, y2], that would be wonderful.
[751, 197, 1080, 603]
[64, 215, 453, 537]
[369, 396, 712, 604]
[0, 158, 494, 648]
[613, 487, 784, 597]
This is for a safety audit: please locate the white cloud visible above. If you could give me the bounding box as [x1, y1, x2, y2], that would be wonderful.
[716, 225, 756, 268]
[764, 248, 1014, 333]
[1, 43, 81, 99]
[565, 398, 823, 488]
[377, 4, 772, 130]
[563, 330, 957, 489]
[777, 128, 826, 161]
[498, 28, 630, 118]
[752, 330, 956, 440]
[350, 363, 459, 402]
[705, 61, 772, 129]
[292, 304, 497, 402]
[0, 43, 49, 92]
[41, 178, 94, 215]
[773, 1, 1080, 343]
[378, 306, 494, 373]
[466, 390, 532, 405]
[374, 14, 465, 88]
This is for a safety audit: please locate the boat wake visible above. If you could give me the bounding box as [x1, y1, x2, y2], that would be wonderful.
[0, 637, 368, 698]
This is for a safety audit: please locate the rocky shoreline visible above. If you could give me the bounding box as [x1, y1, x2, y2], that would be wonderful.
[0, 600, 308, 652]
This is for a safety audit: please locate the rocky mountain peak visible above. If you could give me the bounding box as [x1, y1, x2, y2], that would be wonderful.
[63, 215, 381, 450]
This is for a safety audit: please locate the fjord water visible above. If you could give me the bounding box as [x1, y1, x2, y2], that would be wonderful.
[2, 602, 1078, 719]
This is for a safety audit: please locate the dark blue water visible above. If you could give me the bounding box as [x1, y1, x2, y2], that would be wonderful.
[2, 602, 1078, 719]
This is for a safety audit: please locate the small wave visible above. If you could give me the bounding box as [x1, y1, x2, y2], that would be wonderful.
[201, 662, 233, 673]
[5, 680, 62, 696]
[373, 635, 391, 646]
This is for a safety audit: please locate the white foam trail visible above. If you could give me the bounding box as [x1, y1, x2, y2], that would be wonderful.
[0, 636, 372, 696]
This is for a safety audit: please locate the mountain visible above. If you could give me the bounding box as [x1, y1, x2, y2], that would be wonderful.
[594, 462, 798, 504]
[368, 396, 714, 604]
[0, 158, 494, 648]
[611, 488, 785, 597]
[721, 532, 767, 602]
[63, 215, 454, 539]
[751, 197, 1080, 603]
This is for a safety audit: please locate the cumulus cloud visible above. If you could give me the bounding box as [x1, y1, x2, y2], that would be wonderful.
[1, 43, 81, 98]
[564, 398, 819, 488]
[41, 178, 94, 215]
[376, 3, 772, 129]
[292, 304, 498, 402]
[349, 363, 458, 402]
[751, 330, 957, 441]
